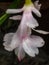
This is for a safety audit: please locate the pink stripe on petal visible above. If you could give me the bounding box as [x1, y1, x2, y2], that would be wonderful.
[15, 45, 25, 61]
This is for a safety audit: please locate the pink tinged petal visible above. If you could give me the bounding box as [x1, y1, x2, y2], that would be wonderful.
[6, 7, 24, 14]
[9, 33, 21, 50]
[33, 29, 49, 34]
[3, 33, 14, 41]
[20, 26, 31, 38]
[3, 33, 14, 51]
[18, 13, 31, 37]
[3, 32, 21, 51]
[23, 39, 39, 57]
[16, 25, 31, 39]
[24, 35, 45, 47]
[9, 15, 22, 20]
[32, 7, 41, 17]
[26, 13, 39, 28]
[34, 0, 41, 10]
[3, 33, 14, 46]
[15, 45, 25, 61]
[25, 27, 31, 36]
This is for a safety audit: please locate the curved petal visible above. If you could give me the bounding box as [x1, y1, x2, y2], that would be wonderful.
[6, 7, 24, 14]
[3, 33, 14, 46]
[23, 35, 45, 48]
[26, 13, 39, 29]
[32, 6, 41, 17]
[15, 45, 25, 61]
[3, 32, 21, 51]
[3, 33, 14, 41]
[34, 0, 41, 10]
[23, 39, 39, 57]
[9, 15, 22, 20]
[9, 33, 21, 50]
[3, 33, 14, 51]
[4, 46, 14, 51]
[33, 29, 49, 34]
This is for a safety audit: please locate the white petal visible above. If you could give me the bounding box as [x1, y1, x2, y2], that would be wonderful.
[34, 0, 41, 10]
[32, 7, 41, 17]
[3, 33, 14, 47]
[9, 15, 22, 20]
[9, 33, 21, 50]
[24, 35, 45, 47]
[4, 46, 14, 51]
[23, 39, 39, 57]
[3, 32, 21, 51]
[3, 33, 14, 51]
[26, 13, 39, 29]
[33, 29, 49, 34]
[32, 47, 39, 54]
[15, 45, 25, 61]
[6, 7, 24, 14]
[3, 33, 14, 41]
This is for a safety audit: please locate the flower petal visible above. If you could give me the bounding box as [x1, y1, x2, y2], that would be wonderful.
[8, 33, 21, 50]
[15, 45, 25, 61]
[32, 6, 41, 17]
[33, 29, 49, 34]
[3, 33, 14, 51]
[17, 13, 31, 36]
[6, 7, 24, 14]
[23, 39, 39, 57]
[3, 32, 21, 51]
[3, 33, 14, 41]
[3, 33, 14, 46]
[34, 0, 41, 10]
[32, 47, 39, 55]
[9, 15, 22, 20]
[4, 46, 14, 51]
[23, 35, 45, 48]
[26, 13, 39, 29]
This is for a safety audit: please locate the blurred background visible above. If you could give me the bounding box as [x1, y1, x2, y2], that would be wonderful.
[0, 0, 49, 65]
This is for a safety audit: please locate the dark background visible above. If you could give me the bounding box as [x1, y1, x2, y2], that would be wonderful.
[0, 0, 13, 2]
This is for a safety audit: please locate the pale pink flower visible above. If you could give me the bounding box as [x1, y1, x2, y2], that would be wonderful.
[3, 0, 49, 61]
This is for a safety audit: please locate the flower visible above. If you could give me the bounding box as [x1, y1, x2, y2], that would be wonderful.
[3, 0, 49, 61]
